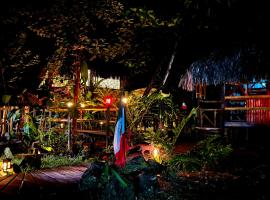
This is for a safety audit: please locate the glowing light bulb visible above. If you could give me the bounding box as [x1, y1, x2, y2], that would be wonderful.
[121, 97, 128, 104]
[153, 148, 162, 164]
[67, 102, 73, 108]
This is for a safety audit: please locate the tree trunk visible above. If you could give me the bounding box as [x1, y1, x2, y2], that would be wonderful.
[161, 37, 179, 88]
[143, 35, 180, 97]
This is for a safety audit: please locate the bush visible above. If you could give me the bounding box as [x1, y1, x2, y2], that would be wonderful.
[40, 154, 84, 169]
[168, 154, 201, 172]
[194, 135, 233, 170]
[167, 135, 233, 172]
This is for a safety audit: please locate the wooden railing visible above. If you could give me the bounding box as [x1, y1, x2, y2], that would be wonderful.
[198, 108, 223, 128]
[196, 100, 223, 132]
[224, 95, 270, 125]
[196, 95, 270, 132]
[46, 107, 117, 136]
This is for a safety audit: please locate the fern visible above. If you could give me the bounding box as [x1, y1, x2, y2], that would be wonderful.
[194, 135, 233, 169]
[168, 154, 201, 172]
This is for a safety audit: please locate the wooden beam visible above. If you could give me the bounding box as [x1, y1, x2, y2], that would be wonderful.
[199, 108, 223, 112]
[199, 100, 223, 104]
[74, 129, 112, 136]
[224, 121, 254, 127]
[195, 127, 222, 132]
[225, 107, 270, 111]
[48, 118, 115, 123]
[225, 95, 270, 100]
[47, 107, 117, 112]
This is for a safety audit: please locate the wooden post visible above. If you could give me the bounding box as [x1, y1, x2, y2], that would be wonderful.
[69, 59, 81, 153]
[106, 106, 110, 149]
[1, 106, 7, 137]
[214, 110, 217, 127]
[8, 107, 13, 139]
[67, 112, 71, 152]
[72, 60, 80, 136]
[200, 109, 203, 127]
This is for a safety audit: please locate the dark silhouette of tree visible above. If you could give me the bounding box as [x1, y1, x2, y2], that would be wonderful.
[1, 0, 270, 99]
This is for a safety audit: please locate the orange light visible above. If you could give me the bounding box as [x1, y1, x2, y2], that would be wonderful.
[60, 123, 64, 128]
[80, 103, 86, 108]
[153, 148, 162, 164]
[121, 97, 128, 104]
[67, 102, 73, 108]
[2, 159, 12, 172]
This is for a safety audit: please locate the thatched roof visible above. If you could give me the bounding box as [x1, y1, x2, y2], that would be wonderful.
[178, 50, 269, 91]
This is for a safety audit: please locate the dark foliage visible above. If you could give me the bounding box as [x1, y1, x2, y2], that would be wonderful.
[19, 154, 42, 171]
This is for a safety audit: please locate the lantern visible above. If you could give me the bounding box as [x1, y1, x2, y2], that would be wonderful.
[2, 159, 12, 173]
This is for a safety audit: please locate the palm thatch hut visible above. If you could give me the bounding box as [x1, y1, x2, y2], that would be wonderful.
[178, 50, 270, 139]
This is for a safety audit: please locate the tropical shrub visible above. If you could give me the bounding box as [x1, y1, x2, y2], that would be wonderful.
[167, 135, 233, 172]
[194, 135, 233, 170]
[127, 90, 178, 132]
[168, 154, 201, 172]
[142, 127, 173, 152]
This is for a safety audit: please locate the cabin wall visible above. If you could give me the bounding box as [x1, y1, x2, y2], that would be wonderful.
[195, 81, 270, 132]
[224, 81, 270, 125]
[246, 98, 270, 124]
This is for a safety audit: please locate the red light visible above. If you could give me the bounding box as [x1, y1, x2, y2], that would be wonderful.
[181, 102, 187, 110]
[105, 97, 112, 106]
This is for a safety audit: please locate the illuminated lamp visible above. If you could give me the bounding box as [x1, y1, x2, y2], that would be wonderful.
[105, 96, 112, 106]
[67, 102, 73, 108]
[60, 123, 64, 129]
[121, 97, 128, 104]
[99, 121, 104, 131]
[153, 148, 162, 164]
[2, 159, 12, 173]
[80, 103, 86, 108]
